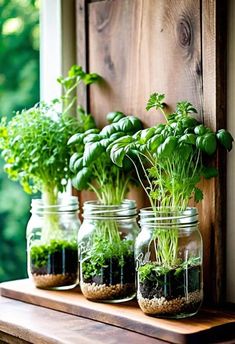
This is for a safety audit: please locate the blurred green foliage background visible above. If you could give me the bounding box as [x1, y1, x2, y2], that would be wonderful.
[0, 0, 39, 281]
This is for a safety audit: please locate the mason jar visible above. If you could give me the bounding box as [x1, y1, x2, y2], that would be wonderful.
[135, 207, 203, 318]
[78, 200, 139, 303]
[26, 196, 80, 289]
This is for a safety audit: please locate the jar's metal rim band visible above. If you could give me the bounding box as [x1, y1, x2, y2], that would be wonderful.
[30, 196, 79, 212]
[138, 221, 199, 228]
[83, 199, 136, 208]
[140, 206, 198, 215]
[83, 214, 138, 220]
[31, 209, 80, 214]
[139, 206, 198, 224]
[82, 199, 137, 218]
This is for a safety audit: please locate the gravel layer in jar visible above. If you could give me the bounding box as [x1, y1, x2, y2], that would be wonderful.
[80, 282, 136, 301]
[138, 290, 202, 316]
[32, 273, 78, 289]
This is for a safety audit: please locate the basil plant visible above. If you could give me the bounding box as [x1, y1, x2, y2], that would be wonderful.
[68, 112, 143, 205]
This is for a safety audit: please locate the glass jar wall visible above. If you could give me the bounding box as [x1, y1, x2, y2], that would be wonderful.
[135, 207, 203, 318]
[78, 200, 139, 303]
[26, 196, 80, 289]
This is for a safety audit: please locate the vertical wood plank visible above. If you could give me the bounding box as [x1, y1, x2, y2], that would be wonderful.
[75, 0, 227, 304]
[201, 0, 227, 304]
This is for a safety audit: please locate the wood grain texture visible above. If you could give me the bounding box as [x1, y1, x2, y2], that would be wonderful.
[88, 0, 202, 128]
[199, 0, 227, 305]
[1, 279, 235, 344]
[0, 295, 161, 344]
[76, 0, 89, 111]
[75, 0, 227, 304]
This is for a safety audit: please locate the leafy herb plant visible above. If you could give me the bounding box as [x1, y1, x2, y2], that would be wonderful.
[68, 111, 142, 204]
[0, 65, 99, 288]
[109, 93, 233, 211]
[0, 65, 99, 205]
[69, 113, 142, 300]
[108, 93, 233, 314]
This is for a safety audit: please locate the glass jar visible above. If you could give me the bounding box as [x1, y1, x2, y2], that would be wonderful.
[26, 196, 80, 290]
[78, 200, 139, 302]
[135, 207, 203, 318]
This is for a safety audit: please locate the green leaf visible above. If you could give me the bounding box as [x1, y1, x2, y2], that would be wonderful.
[178, 133, 196, 145]
[100, 123, 118, 137]
[154, 124, 166, 134]
[83, 128, 100, 136]
[72, 157, 84, 172]
[99, 138, 112, 148]
[109, 136, 134, 166]
[196, 136, 204, 150]
[177, 143, 193, 160]
[194, 188, 203, 203]
[67, 133, 85, 145]
[82, 73, 100, 85]
[194, 124, 207, 136]
[201, 133, 217, 155]
[202, 166, 218, 179]
[122, 156, 134, 171]
[157, 136, 178, 157]
[146, 93, 165, 111]
[176, 101, 197, 116]
[117, 116, 142, 133]
[83, 142, 104, 165]
[139, 127, 155, 143]
[162, 126, 174, 139]
[106, 111, 125, 123]
[68, 65, 85, 78]
[147, 134, 164, 151]
[216, 129, 234, 151]
[110, 132, 125, 141]
[72, 167, 91, 190]
[180, 116, 198, 129]
[69, 153, 82, 172]
[83, 134, 101, 144]
[110, 146, 127, 167]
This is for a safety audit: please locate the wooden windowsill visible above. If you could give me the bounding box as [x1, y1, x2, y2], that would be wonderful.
[0, 279, 235, 344]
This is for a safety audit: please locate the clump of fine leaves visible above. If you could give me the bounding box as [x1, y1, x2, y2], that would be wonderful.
[68, 111, 143, 205]
[109, 92, 234, 210]
[30, 239, 78, 268]
[0, 65, 99, 205]
[81, 233, 133, 280]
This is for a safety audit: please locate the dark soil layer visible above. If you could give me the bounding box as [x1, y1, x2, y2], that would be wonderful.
[83, 254, 136, 286]
[139, 265, 201, 300]
[30, 247, 78, 276]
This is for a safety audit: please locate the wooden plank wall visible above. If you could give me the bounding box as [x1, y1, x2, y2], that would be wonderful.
[76, 0, 226, 305]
